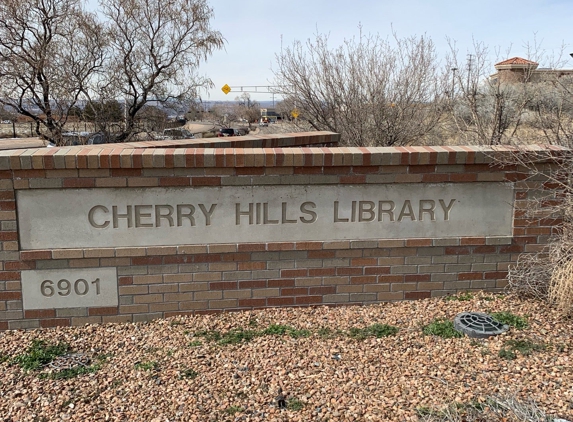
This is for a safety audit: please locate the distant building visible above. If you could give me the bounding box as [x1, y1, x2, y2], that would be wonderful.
[490, 57, 573, 83]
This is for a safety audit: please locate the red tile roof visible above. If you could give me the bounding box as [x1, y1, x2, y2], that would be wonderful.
[495, 57, 538, 66]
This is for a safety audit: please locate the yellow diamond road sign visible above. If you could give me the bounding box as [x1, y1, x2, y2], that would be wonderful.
[291, 109, 300, 118]
[221, 84, 231, 95]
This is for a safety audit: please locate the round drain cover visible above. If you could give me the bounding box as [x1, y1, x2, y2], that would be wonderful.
[454, 312, 509, 338]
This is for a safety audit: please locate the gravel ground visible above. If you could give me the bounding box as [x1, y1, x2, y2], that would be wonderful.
[0, 293, 571, 422]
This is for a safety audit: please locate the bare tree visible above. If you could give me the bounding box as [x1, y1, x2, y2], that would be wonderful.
[235, 93, 260, 129]
[273, 30, 448, 147]
[100, 0, 224, 142]
[0, 0, 106, 144]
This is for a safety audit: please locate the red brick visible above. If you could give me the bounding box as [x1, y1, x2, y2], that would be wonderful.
[268, 297, 295, 306]
[0, 291, 21, 300]
[281, 269, 308, 277]
[378, 275, 405, 283]
[0, 271, 20, 281]
[25, 309, 56, 318]
[21, 250, 52, 260]
[309, 286, 336, 295]
[89, 307, 118, 316]
[268, 279, 295, 288]
[239, 280, 267, 289]
[280, 287, 306, 296]
[131, 256, 163, 266]
[267, 242, 295, 251]
[119, 276, 133, 286]
[0, 322, 8, 330]
[405, 274, 431, 282]
[294, 167, 322, 174]
[308, 268, 336, 277]
[239, 298, 266, 307]
[324, 166, 351, 174]
[295, 295, 322, 304]
[0, 191, 15, 200]
[364, 267, 391, 275]
[485, 271, 508, 279]
[0, 201, 16, 211]
[295, 242, 323, 250]
[191, 177, 221, 186]
[63, 178, 95, 188]
[0, 231, 17, 241]
[499, 244, 523, 254]
[308, 250, 335, 259]
[5, 261, 35, 270]
[238, 244, 266, 252]
[473, 245, 496, 254]
[13, 169, 45, 178]
[111, 169, 142, 177]
[445, 247, 471, 255]
[405, 239, 432, 247]
[353, 166, 380, 174]
[237, 167, 265, 175]
[350, 276, 377, 284]
[210, 281, 237, 290]
[159, 177, 190, 186]
[40, 319, 71, 328]
[405, 291, 431, 300]
[221, 253, 249, 262]
[450, 173, 478, 182]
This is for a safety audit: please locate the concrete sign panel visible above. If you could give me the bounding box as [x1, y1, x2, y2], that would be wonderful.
[17, 183, 514, 249]
[21, 267, 118, 310]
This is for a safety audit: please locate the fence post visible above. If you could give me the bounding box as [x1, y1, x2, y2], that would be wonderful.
[12, 122, 16, 138]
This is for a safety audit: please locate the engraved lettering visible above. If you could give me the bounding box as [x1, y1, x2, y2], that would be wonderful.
[378, 201, 395, 222]
[198, 204, 217, 226]
[236, 203, 254, 225]
[263, 203, 279, 224]
[439, 199, 456, 220]
[88, 205, 110, 228]
[112, 205, 133, 228]
[177, 204, 195, 226]
[351, 201, 357, 222]
[300, 202, 317, 223]
[419, 200, 436, 221]
[155, 205, 174, 227]
[334, 201, 349, 222]
[359, 201, 376, 222]
[135, 205, 153, 228]
[281, 202, 297, 224]
[398, 200, 416, 221]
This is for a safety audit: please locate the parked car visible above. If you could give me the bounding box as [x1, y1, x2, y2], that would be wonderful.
[60, 131, 108, 146]
[162, 128, 195, 140]
[217, 128, 239, 137]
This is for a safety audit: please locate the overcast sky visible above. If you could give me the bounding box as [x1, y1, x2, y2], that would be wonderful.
[197, 0, 573, 102]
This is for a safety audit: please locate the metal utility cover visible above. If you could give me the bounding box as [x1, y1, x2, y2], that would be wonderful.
[454, 312, 509, 338]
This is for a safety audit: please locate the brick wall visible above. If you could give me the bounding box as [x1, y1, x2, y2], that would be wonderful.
[0, 132, 562, 329]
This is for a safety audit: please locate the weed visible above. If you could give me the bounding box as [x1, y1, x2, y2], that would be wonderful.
[287, 397, 304, 411]
[134, 361, 158, 371]
[499, 338, 545, 360]
[491, 311, 528, 329]
[347, 323, 399, 339]
[0, 353, 9, 364]
[195, 330, 222, 342]
[317, 327, 337, 338]
[445, 292, 474, 301]
[13, 340, 69, 371]
[188, 340, 202, 347]
[225, 405, 243, 415]
[179, 368, 198, 379]
[218, 328, 259, 345]
[422, 319, 462, 339]
[40, 364, 101, 380]
[170, 320, 182, 326]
